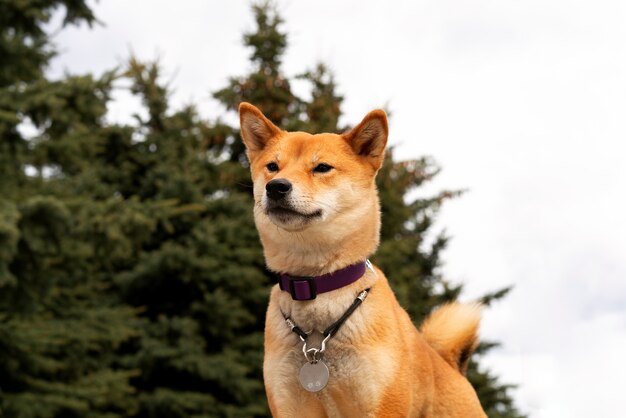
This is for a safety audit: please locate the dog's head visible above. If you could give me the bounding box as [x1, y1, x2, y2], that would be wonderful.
[239, 103, 388, 268]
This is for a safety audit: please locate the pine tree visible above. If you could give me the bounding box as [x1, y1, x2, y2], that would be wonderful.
[111, 59, 271, 418]
[0, 2, 141, 417]
[2, 0, 271, 414]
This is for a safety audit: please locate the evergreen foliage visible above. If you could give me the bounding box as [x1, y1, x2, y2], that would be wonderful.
[0, 1, 524, 417]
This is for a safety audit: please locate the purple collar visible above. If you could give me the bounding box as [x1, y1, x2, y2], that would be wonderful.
[278, 261, 367, 301]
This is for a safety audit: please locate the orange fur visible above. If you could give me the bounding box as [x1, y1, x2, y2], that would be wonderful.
[420, 303, 482, 374]
[239, 102, 487, 418]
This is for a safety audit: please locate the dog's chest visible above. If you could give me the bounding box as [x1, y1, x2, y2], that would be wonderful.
[278, 336, 381, 416]
[272, 315, 393, 417]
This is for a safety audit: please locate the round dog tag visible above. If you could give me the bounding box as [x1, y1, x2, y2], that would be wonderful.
[298, 360, 329, 392]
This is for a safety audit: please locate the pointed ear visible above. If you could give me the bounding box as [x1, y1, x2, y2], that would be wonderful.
[342, 109, 388, 170]
[239, 102, 282, 159]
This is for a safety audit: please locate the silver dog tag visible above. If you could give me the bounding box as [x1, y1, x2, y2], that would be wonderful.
[299, 360, 329, 392]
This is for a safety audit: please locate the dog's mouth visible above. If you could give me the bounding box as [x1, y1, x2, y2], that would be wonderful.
[265, 204, 323, 222]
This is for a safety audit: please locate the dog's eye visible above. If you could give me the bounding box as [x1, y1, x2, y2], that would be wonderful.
[266, 162, 279, 172]
[313, 163, 333, 173]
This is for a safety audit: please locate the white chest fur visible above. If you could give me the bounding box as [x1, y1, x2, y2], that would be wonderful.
[264, 270, 398, 418]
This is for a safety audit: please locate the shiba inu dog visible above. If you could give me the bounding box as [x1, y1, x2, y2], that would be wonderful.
[239, 102, 487, 418]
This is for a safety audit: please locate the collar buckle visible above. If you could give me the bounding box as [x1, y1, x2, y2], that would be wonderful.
[281, 276, 317, 301]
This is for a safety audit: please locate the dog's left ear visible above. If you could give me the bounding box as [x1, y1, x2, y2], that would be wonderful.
[342, 109, 388, 171]
[239, 102, 283, 161]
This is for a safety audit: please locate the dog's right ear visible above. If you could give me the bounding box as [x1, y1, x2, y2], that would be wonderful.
[342, 109, 388, 171]
[239, 102, 282, 160]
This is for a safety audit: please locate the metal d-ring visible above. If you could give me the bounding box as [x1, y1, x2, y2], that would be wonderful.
[302, 341, 322, 363]
[301, 332, 333, 363]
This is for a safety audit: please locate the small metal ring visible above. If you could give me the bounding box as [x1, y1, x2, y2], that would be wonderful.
[306, 348, 319, 363]
[303, 341, 320, 363]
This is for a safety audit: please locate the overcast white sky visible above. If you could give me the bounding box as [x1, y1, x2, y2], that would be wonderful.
[48, 1, 626, 416]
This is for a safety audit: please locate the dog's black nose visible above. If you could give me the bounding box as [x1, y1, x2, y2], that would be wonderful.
[266, 179, 292, 200]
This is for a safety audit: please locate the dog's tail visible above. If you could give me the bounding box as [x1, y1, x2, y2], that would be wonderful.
[420, 303, 482, 375]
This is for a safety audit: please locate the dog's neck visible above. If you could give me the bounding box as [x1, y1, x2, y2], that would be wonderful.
[258, 198, 381, 277]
